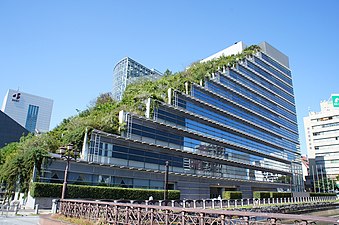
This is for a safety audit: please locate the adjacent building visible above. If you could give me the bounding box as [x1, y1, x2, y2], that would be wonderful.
[304, 95, 339, 180]
[112, 57, 162, 101]
[40, 41, 303, 199]
[0, 110, 28, 148]
[1, 89, 53, 133]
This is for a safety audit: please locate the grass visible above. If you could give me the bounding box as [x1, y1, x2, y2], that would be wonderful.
[52, 214, 99, 225]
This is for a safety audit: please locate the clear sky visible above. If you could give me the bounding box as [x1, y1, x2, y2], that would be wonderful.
[0, 1, 338, 156]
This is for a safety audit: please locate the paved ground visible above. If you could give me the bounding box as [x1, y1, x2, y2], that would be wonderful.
[0, 215, 40, 225]
[0, 208, 52, 225]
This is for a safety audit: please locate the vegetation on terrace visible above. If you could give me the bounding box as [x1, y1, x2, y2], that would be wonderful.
[0, 45, 261, 198]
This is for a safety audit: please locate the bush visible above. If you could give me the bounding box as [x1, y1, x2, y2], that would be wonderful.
[253, 191, 270, 199]
[270, 192, 292, 198]
[253, 192, 292, 199]
[309, 192, 336, 197]
[30, 182, 180, 200]
[222, 191, 242, 200]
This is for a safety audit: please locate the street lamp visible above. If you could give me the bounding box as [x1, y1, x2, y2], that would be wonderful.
[164, 161, 169, 200]
[58, 144, 79, 199]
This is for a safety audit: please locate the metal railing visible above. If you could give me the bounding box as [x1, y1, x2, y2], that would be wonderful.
[58, 199, 339, 225]
[121, 196, 338, 209]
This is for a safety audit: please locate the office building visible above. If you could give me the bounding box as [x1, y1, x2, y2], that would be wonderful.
[112, 57, 162, 101]
[41, 41, 302, 199]
[304, 94, 339, 179]
[1, 89, 53, 133]
[0, 110, 28, 148]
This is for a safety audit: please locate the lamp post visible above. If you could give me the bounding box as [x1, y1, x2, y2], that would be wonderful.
[58, 144, 79, 199]
[164, 161, 169, 201]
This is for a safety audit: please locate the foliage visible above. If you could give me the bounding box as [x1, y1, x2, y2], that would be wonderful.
[0, 45, 260, 198]
[0, 134, 48, 199]
[309, 192, 336, 197]
[252, 192, 293, 199]
[270, 192, 292, 198]
[30, 182, 180, 200]
[222, 191, 242, 200]
[253, 191, 271, 199]
[314, 178, 338, 191]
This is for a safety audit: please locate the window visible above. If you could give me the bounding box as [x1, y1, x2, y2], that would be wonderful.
[25, 105, 39, 132]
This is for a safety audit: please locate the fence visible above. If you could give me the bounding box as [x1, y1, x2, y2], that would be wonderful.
[118, 196, 338, 209]
[58, 198, 339, 225]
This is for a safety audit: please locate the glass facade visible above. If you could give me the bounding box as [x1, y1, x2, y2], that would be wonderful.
[83, 43, 303, 197]
[112, 57, 162, 101]
[25, 104, 39, 133]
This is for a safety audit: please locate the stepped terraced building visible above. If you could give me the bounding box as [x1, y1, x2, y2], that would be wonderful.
[40, 41, 303, 199]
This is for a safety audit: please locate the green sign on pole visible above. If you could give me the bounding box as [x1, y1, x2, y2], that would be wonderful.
[332, 95, 339, 107]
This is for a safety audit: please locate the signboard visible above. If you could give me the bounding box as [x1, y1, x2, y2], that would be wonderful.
[332, 95, 339, 107]
[12, 92, 21, 102]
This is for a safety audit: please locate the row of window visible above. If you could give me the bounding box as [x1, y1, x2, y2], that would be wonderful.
[191, 86, 298, 133]
[246, 61, 293, 94]
[129, 117, 294, 169]
[223, 71, 296, 113]
[88, 139, 290, 183]
[91, 140, 183, 167]
[313, 129, 339, 136]
[207, 78, 297, 123]
[313, 115, 339, 122]
[46, 171, 167, 190]
[157, 105, 297, 155]
[237, 64, 294, 103]
[174, 93, 298, 143]
[260, 53, 291, 77]
[253, 56, 292, 86]
[158, 103, 298, 147]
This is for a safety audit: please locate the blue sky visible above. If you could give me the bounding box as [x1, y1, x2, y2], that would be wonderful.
[0, 1, 338, 156]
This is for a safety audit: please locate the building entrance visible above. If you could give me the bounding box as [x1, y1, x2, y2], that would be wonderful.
[210, 186, 237, 198]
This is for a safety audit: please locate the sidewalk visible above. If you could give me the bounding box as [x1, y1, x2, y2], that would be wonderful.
[0, 208, 54, 225]
[1, 207, 51, 217]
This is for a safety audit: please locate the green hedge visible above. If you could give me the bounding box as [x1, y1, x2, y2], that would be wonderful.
[309, 192, 336, 197]
[222, 191, 242, 200]
[270, 192, 292, 198]
[30, 182, 180, 200]
[253, 191, 270, 199]
[253, 192, 292, 199]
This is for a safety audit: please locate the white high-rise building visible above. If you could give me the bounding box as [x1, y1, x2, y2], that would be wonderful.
[304, 94, 339, 179]
[1, 89, 53, 133]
